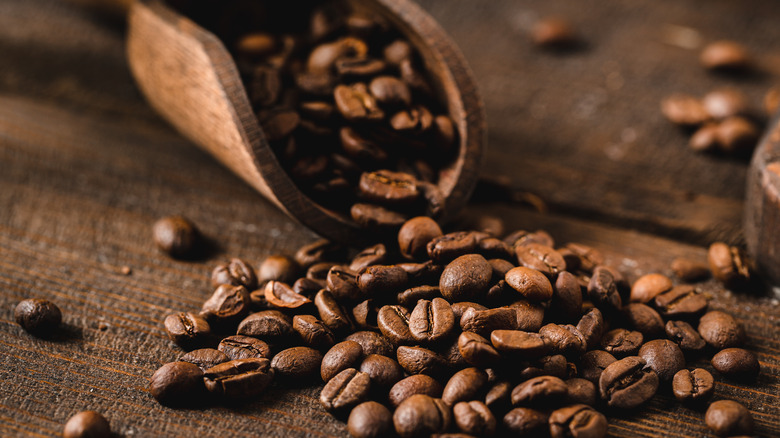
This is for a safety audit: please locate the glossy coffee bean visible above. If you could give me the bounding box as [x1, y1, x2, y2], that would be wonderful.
[599, 356, 659, 409]
[397, 285, 441, 308]
[360, 354, 403, 390]
[397, 346, 448, 377]
[326, 266, 362, 301]
[661, 94, 709, 126]
[63, 411, 111, 438]
[490, 330, 550, 357]
[708, 242, 751, 288]
[264, 280, 311, 309]
[346, 331, 395, 357]
[358, 170, 419, 205]
[164, 312, 210, 350]
[427, 231, 479, 263]
[237, 310, 295, 344]
[665, 320, 706, 352]
[578, 350, 617, 385]
[515, 243, 566, 276]
[378, 305, 414, 345]
[600, 329, 643, 357]
[179, 348, 228, 371]
[201, 284, 251, 325]
[152, 215, 198, 258]
[358, 265, 409, 295]
[321, 340, 364, 382]
[393, 394, 452, 438]
[389, 374, 444, 408]
[551, 271, 583, 322]
[538, 323, 586, 358]
[565, 378, 598, 406]
[149, 361, 204, 406]
[271, 346, 323, 380]
[458, 331, 500, 368]
[293, 314, 336, 349]
[442, 367, 488, 406]
[218, 335, 270, 361]
[453, 401, 496, 436]
[654, 285, 708, 319]
[587, 266, 622, 313]
[510, 376, 567, 406]
[520, 354, 568, 381]
[548, 404, 607, 438]
[672, 368, 714, 403]
[622, 303, 665, 338]
[502, 407, 549, 436]
[203, 358, 273, 399]
[629, 273, 672, 303]
[408, 298, 455, 344]
[460, 307, 517, 338]
[504, 267, 553, 302]
[484, 381, 512, 415]
[670, 258, 710, 282]
[577, 308, 605, 350]
[700, 40, 751, 71]
[711, 348, 759, 381]
[398, 217, 443, 260]
[705, 400, 754, 436]
[348, 401, 393, 438]
[439, 254, 492, 302]
[638, 339, 685, 381]
[698, 310, 744, 349]
[349, 244, 388, 272]
[314, 289, 354, 334]
[211, 258, 258, 290]
[14, 298, 62, 336]
[320, 368, 371, 416]
[258, 254, 299, 285]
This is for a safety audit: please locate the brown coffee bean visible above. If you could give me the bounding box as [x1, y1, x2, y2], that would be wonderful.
[293, 277, 326, 297]
[393, 394, 452, 438]
[490, 330, 550, 357]
[152, 215, 198, 258]
[548, 405, 607, 438]
[665, 320, 706, 352]
[314, 289, 354, 334]
[14, 298, 62, 336]
[484, 381, 512, 415]
[349, 243, 388, 272]
[690, 123, 720, 152]
[442, 367, 488, 406]
[150, 361, 205, 406]
[698, 310, 744, 349]
[378, 305, 415, 345]
[179, 348, 228, 372]
[712, 348, 760, 381]
[599, 356, 659, 409]
[308, 37, 368, 73]
[703, 88, 748, 120]
[450, 302, 487, 321]
[654, 285, 709, 319]
[320, 368, 371, 415]
[532, 17, 577, 48]
[211, 258, 258, 290]
[622, 303, 665, 338]
[505, 230, 555, 249]
[453, 401, 496, 436]
[396, 346, 448, 377]
[351, 203, 409, 229]
[360, 354, 403, 390]
[389, 374, 444, 408]
[237, 310, 295, 343]
[709, 242, 752, 288]
[510, 376, 567, 407]
[383, 39, 412, 65]
[439, 254, 492, 302]
[398, 216, 443, 260]
[218, 335, 270, 361]
[550, 271, 583, 322]
[398, 285, 441, 308]
[336, 57, 387, 78]
[670, 258, 710, 282]
[258, 255, 299, 285]
[358, 265, 409, 295]
[600, 329, 643, 357]
[505, 267, 553, 302]
[705, 400, 754, 437]
[459, 307, 516, 338]
[398, 260, 443, 285]
[369, 76, 412, 106]
[717, 117, 759, 152]
[409, 298, 455, 344]
[661, 94, 709, 126]
[515, 243, 566, 277]
[672, 368, 714, 403]
[358, 170, 419, 205]
[458, 331, 500, 368]
[390, 105, 434, 133]
[308, 262, 336, 282]
[325, 266, 361, 301]
[321, 340, 364, 382]
[587, 266, 622, 313]
[765, 86, 780, 116]
[271, 346, 323, 380]
[264, 280, 311, 309]
[293, 315, 336, 350]
[348, 401, 393, 438]
[630, 273, 672, 304]
[346, 331, 395, 357]
[564, 378, 597, 406]
[700, 40, 751, 71]
[235, 32, 276, 57]
[578, 350, 617, 385]
[559, 243, 603, 273]
[63, 411, 111, 438]
[201, 284, 252, 325]
[638, 339, 685, 381]
[577, 308, 605, 350]
[519, 354, 568, 381]
[539, 324, 586, 358]
[503, 407, 549, 436]
[427, 231, 479, 263]
[351, 299, 380, 331]
[295, 239, 343, 269]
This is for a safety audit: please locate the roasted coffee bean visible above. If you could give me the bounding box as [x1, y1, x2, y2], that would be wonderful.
[427, 231, 479, 263]
[460, 307, 517, 338]
[295, 239, 343, 269]
[398, 260, 443, 285]
[352, 299, 380, 330]
[360, 354, 403, 390]
[211, 258, 258, 290]
[698, 310, 744, 349]
[672, 368, 714, 403]
[477, 239, 513, 260]
[348, 401, 393, 438]
[152, 215, 198, 258]
[708, 242, 751, 288]
[378, 305, 414, 345]
[507, 300, 545, 332]
[437, 337, 469, 369]
[502, 407, 549, 436]
[587, 266, 622, 313]
[315, 289, 354, 334]
[383, 39, 412, 65]
[409, 298, 455, 344]
[487, 259, 515, 280]
[237, 310, 295, 344]
[577, 308, 605, 350]
[369, 76, 412, 106]
[308, 262, 336, 282]
[358, 265, 409, 295]
[638, 339, 685, 381]
[321, 340, 364, 382]
[438, 254, 492, 302]
[350, 243, 388, 272]
[218, 335, 270, 361]
[358, 170, 419, 205]
[346, 331, 395, 357]
[393, 394, 452, 438]
[490, 330, 550, 357]
[351, 203, 408, 229]
[531, 17, 577, 48]
[599, 356, 659, 409]
[564, 378, 597, 406]
[578, 350, 617, 385]
[622, 303, 665, 338]
[661, 94, 709, 126]
[717, 117, 759, 152]
[442, 367, 488, 406]
[15, 298, 61, 336]
[451, 302, 488, 321]
[548, 404, 607, 438]
[336, 57, 387, 78]
[258, 255, 299, 285]
[334, 82, 385, 121]
[326, 266, 361, 301]
[453, 401, 496, 436]
[203, 358, 273, 399]
[399, 58, 432, 93]
[63, 411, 111, 438]
[690, 123, 720, 152]
[665, 320, 706, 352]
[515, 243, 566, 277]
[264, 280, 311, 309]
[340, 127, 388, 164]
[389, 374, 444, 408]
[397, 285, 441, 308]
[560, 243, 603, 273]
[179, 348, 228, 371]
[510, 375, 567, 406]
[320, 368, 371, 415]
[671, 258, 710, 282]
[390, 105, 434, 133]
[398, 217, 443, 260]
[519, 354, 568, 381]
[654, 285, 708, 319]
[700, 40, 751, 71]
[293, 277, 326, 297]
[201, 284, 251, 325]
[539, 324, 586, 358]
[600, 329, 643, 357]
[705, 400, 754, 437]
[484, 381, 512, 415]
[259, 108, 300, 141]
[458, 331, 500, 368]
[712, 348, 760, 381]
[550, 271, 582, 322]
[630, 273, 672, 304]
[150, 361, 205, 406]
[505, 267, 553, 302]
[504, 230, 555, 249]
[271, 346, 323, 380]
[396, 346, 449, 377]
[293, 314, 336, 349]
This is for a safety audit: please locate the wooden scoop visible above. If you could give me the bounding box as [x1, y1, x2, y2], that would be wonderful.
[125, 0, 485, 242]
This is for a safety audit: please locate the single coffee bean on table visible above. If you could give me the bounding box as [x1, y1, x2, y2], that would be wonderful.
[711, 348, 760, 381]
[149, 361, 205, 406]
[152, 215, 199, 258]
[15, 298, 62, 336]
[63, 411, 111, 438]
[705, 400, 754, 436]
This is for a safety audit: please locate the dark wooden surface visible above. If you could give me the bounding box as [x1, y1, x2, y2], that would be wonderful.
[0, 0, 778, 436]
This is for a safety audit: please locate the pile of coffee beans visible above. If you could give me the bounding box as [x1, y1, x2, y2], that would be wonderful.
[173, 0, 457, 229]
[150, 215, 760, 437]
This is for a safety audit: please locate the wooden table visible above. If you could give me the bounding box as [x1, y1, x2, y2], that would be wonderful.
[1, 0, 779, 436]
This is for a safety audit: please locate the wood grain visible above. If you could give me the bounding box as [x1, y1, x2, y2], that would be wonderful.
[0, 0, 778, 437]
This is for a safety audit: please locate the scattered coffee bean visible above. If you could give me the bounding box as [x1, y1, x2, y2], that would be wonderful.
[211, 258, 258, 290]
[389, 374, 444, 408]
[458, 331, 500, 368]
[258, 254, 300, 285]
[179, 348, 229, 371]
[502, 407, 549, 436]
[460, 307, 517, 338]
[539, 323, 586, 358]
[408, 298, 455, 344]
[507, 300, 545, 332]
[551, 271, 583, 322]
[271, 346, 323, 380]
[427, 231, 479, 263]
[218, 335, 270, 361]
[700, 40, 751, 71]
[672, 368, 714, 403]
[345, 331, 395, 357]
[671, 258, 711, 282]
[622, 303, 665, 338]
[396, 345, 448, 377]
[322, 340, 364, 382]
[237, 310, 295, 344]
[708, 242, 751, 288]
[293, 314, 336, 350]
[358, 264, 409, 295]
[264, 280, 312, 309]
[599, 356, 659, 409]
[531, 17, 578, 49]
[690, 123, 720, 152]
[393, 394, 451, 438]
[203, 358, 273, 399]
[565, 378, 598, 406]
[453, 401, 496, 436]
[638, 339, 685, 381]
[295, 239, 343, 269]
[15, 298, 62, 336]
[152, 215, 198, 258]
[321, 368, 371, 416]
[577, 308, 605, 350]
[661, 94, 709, 126]
[63, 411, 111, 438]
[150, 361, 205, 406]
[442, 367, 488, 406]
[654, 285, 709, 319]
[578, 350, 617, 385]
[515, 243, 566, 277]
[665, 320, 706, 352]
[348, 401, 393, 438]
[703, 88, 748, 120]
[717, 116, 759, 153]
[491, 330, 550, 357]
[600, 328, 643, 357]
[629, 273, 672, 304]
[705, 400, 754, 436]
[398, 217, 443, 261]
[698, 310, 744, 349]
[315, 289, 354, 334]
[548, 404, 607, 438]
[511, 375, 568, 406]
[711, 348, 760, 381]
[164, 312, 210, 350]
[378, 305, 415, 345]
[439, 254, 492, 302]
[201, 284, 252, 326]
[505, 267, 553, 302]
[588, 266, 623, 313]
[360, 354, 404, 390]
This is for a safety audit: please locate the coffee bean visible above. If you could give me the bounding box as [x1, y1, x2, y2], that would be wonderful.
[293, 314, 336, 350]
[409, 298, 455, 344]
[712, 348, 759, 381]
[378, 305, 415, 345]
[237, 310, 295, 344]
[507, 300, 546, 332]
[698, 310, 744, 349]
[548, 404, 607, 438]
[630, 273, 672, 304]
[600, 329, 643, 357]
[369, 76, 411, 106]
[520, 354, 569, 381]
[211, 258, 258, 290]
[484, 381, 512, 415]
[578, 350, 617, 385]
[322, 340, 364, 382]
[179, 348, 228, 371]
[511, 375, 568, 406]
[708, 242, 751, 288]
[705, 400, 754, 436]
[201, 284, 252, 325]
[622, 303, 665, 338]
[672, 368, 714, 403]
[587, 266, 622, 313]
[293, 277, 326, 297]
[398, 217, 443, 260]
[360, 354, 403, 390]
[295, 239, 343, 269]
[271, 346, 323, 380]
[577, 308, 605, 350]
[564, 378, 597, 406]
[398, 260, 443, 285]
[350, 243, 388, 272]
[63, 411, 111, 438]
[505, 267, 553, 302]
[308, 262, 336, 282]
[333, 82, 385, 121]
[152, 215, 198, 258]
[717, 117, 759, 153]
[325, 266, 361, 301]
[390, 105, 434, 133]
[550, 271, 583, 322]
[438, 254, 492, 302]
[258, 255, 300, 285]
[336, 57, 387, 78]
[670, 258, 710, 282]
[599, 356, 659, 409]
[339, 127, 388, 164]
[490, 330, 550, 357]
[357, 170, 419, 205]
[442, 367, 488, 406]
[346, 331, 395, 357]
[393, 394, 452, 438]
[638, 339, 685, 381]
[515, 243, 566, 277]
[539, 323, 586, 358]
[665, 320, 706, 352]
[458, 331, 500, 368]
[427, 231, 479, 263]
[502, 407, 549, 436]
[14, 298, 61, 336]
[451, 302, 488, 321]
[358, 265, 409, 296]
[163, 312, 211, 350]
[351, 298, 378, 329]
[348, 401, 393, 438]
[690, 123, 720, 152]
[264, 280, 312, 309]
[315, 289, 354, 334]
[150, 361, 205, 406]
[320, 368, 371, 416]
[700, 40, 751, 71]
[654, 285, 709, 319]
[396, 346, 449, 377]
[460, 307, 517, 338]
[351, 204, 408, 229]
[453, 401, 496, 436]
[397, 285, 441, 308]
[389, 374, 444, 408]
[560, 243, 603, 273]
[218, 335, 270, 361]
[531, 17, 577, 48]
[661, 94, 709, 126]
[505, 230, 555, 249]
